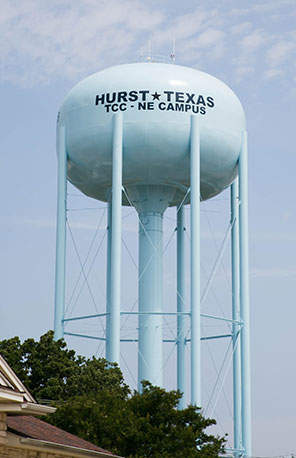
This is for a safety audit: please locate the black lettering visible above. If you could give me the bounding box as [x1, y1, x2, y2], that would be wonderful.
[197, 95, 206, 106]
[167, 102, 174, 111]
[129, 91, 138, 102]
[164, 91, 174, 101]
[158, 102, 166, 110]
[106, 93, 116, 104]
[207, 96, 215, 108]
[185, 93, 195, 103]
[95, 94, 105, 105]
[120, 103, 127, 111]
[147, 102, 154, 110]
[111, 104, 119, 112]
[105, 104, 111, 112]
[192, 105, 199, 113]
[118, 91, 128, 102]
[175, 103, 184, 112]
[138, 102, 146, 110]
[200, 106, 206, 115]
[175, 92, 184, 102]
[139, 90, 149, 101]
[185, 104, 191, 111]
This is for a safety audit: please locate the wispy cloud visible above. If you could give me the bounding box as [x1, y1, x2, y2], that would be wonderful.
[263, 68, 284, 80]
[251, 232, 296, 242]
[266, 40, 296, 67]
[230, 21, 252, 36]
[240, 29, 268, 52]
[0, 0, 164, 85]
[0, 0, 295, 89]
[0, 215, 56, 229]
[250, 268, 296, 279]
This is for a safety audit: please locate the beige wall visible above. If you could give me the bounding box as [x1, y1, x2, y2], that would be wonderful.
[0, 441, 94, 458]
[0, 446, 66, 458]
[0, 441, 67, 458]
[0, 412, 7, 445]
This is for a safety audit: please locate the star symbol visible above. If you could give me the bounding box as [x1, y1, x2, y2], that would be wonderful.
[151, 92, 161, 100]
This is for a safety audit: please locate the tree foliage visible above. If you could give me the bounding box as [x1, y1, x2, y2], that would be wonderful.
[0, 332, 225, 458]
[0, 331, 128, 401]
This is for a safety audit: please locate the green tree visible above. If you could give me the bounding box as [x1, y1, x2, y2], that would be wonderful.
[0, 332, 225, 458]
[121, 381, 225, 458]
[0, 331, 128, 401]
[49, 382, 225, 458]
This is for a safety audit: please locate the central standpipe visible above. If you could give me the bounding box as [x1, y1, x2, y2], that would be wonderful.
[127, 185, 175, 390]
[138, 211, 163, 388]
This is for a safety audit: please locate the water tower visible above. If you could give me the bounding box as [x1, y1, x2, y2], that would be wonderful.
[54, 61, 251, 457]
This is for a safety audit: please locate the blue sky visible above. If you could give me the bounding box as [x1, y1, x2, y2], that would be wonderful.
[1, 0, 296, 456]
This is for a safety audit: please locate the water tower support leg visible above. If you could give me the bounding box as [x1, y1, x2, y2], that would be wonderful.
[177, 204, 186, 409]
[231, 179, 242, 454]
[106, 201, 112, 360]
[106, 112, 123, 364]
[190, 115, 201, 406]
[239, 130, 252, 457]
[54, 125, 67, 340]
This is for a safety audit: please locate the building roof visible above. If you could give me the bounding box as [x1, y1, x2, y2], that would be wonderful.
[7, 415, 115, 455]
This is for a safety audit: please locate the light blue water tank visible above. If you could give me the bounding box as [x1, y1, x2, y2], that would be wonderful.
[57, 63, 246, 205]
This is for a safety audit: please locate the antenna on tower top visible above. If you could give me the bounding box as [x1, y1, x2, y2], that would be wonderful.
[170, 38, 176, 63]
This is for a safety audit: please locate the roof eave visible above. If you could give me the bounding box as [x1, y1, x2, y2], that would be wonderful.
[0, 355, 36, 403]
[0, 389, 27, 403]
[20, 437, 123, 458]
[0, 402, 56, 415]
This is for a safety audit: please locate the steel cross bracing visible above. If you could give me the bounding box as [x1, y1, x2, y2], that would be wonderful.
[54, 114, 251, 457]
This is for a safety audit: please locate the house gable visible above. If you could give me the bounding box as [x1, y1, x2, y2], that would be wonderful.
[0, 355, 35, 404]
[0, 354, 122, 457]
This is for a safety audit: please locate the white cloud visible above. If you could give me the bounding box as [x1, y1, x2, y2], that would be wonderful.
[196, 28, 225, 48]
[234, 65, 255, 83]
[240, 29, 268, 52]
[251, 231, 296, 242]
[0, 2, 229, 85]
[266, 40, 296, 67]
[263, 68, 284, 80]
[252, 0, 296, 13]
[229, 8, 250, 17]
[0, 0, 295, 90]
[0, 0, 165, 85]
[230, 0, 295, 16]
[149, 8, 220, 51]
[230, 21, 252, 36]
[228, 28, 270, 82]
[250, 267, 296, 279]
[0, 215, 54, 228]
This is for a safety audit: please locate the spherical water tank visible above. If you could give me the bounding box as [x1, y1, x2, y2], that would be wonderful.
[57, 63, 246, 206]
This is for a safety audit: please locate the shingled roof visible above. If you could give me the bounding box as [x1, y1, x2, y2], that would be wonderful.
[7, 415, 115, 455]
